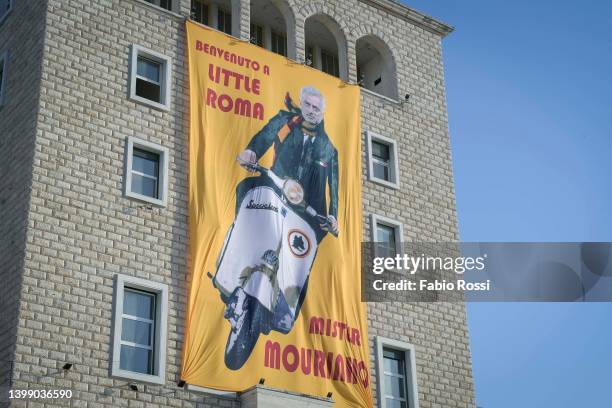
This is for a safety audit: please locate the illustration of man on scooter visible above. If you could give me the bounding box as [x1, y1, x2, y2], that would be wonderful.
[211, 86, 340, 370]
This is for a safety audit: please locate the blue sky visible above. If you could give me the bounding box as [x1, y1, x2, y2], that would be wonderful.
[400, 1, 612, 406]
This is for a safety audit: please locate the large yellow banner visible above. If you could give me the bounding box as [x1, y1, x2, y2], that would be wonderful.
[183, 21, 372, 407]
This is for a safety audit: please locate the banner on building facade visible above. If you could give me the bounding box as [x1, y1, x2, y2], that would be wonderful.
[182, 21, 372, 407]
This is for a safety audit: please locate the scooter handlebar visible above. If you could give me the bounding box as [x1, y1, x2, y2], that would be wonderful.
[238, 157, 339, 237]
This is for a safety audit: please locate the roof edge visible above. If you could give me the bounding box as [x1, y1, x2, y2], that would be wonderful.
[358, 0, 454, 38]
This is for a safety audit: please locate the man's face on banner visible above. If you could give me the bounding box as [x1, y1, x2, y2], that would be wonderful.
[301, 93, 325, 125]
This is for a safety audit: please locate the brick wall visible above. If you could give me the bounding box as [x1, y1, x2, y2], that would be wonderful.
[356, 10, 475, 408]
[6, 0, 474, 407]
[0, 1, 48, 404]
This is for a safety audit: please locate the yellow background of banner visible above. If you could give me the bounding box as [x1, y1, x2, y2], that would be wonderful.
[183, 21, 372, 407]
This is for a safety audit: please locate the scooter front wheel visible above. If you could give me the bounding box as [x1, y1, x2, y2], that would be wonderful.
[224, 294, 262, 370]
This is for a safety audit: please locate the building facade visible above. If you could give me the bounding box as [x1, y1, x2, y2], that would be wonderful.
[0, 0, 474, 406]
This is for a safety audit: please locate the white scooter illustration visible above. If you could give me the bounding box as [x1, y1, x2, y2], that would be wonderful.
[210, 157, 337, 370]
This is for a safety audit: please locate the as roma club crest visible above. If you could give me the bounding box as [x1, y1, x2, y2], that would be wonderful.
[288, 229, 311, 258]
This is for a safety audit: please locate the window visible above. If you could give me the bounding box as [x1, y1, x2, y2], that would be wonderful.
[125, 137, 169, 207]
[376, 337, 419, 408]
[0, 51, 7, 107]
[371, 214, 403, 259]
[372, 141, 390, 181]
[143, 0, 172, 11]
[0, 0, 12, 24]
[250, 23, 264, 47]
[321, 49, 339, 78]
[305, 46, 315, 67]
[218, 8, 231, 35]
[377, 223, 397, 258]
[112, 274, 168, 385]
[271, 31, 287, 57]
[129, 44, 172, 110]
[356, 35, 399, 100]
[383, 348, 408, 408]
[191, 0, 208, 25]
[137, 57, 162, 101]
[367, 131, 400, 188]
[250, 0, 293, 58]
[132, 148, 160, 198]
[120, 289, 156, 374]
[304, 14, 347, 80]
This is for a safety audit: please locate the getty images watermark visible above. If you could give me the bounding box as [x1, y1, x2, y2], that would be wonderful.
[371, 252, 490, 293]
[361, 243, 612, 302]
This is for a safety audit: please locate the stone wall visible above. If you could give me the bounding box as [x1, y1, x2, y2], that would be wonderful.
[0, 0, 48, 404]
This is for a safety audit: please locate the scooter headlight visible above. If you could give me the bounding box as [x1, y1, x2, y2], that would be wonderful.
[283, 179, 304, 205]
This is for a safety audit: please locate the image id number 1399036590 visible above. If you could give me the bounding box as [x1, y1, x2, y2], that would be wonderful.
[9, 389, 73, 399]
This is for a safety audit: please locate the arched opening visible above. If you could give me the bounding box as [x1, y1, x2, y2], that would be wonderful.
[304, 14, 348, 80]
[356, 35, 398, 100]
[250, 0, 296, 59]
[191, 0, 238, 36]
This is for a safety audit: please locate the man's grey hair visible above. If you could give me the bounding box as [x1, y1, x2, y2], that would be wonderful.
[300, 86, 326, 110]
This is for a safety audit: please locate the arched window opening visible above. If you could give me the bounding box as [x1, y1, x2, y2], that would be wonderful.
[356, 35, 398, 100]
[191, 0, 234, 36]
[250, 0, 296, 58]
[304, 14, 348, 80]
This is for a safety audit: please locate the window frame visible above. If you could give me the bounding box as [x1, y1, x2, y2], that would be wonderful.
[0, 50, 7, 107]
[217, 7, 232, 35]
[371, 213, 404, 258]
[320, 49, 339, 78]
[271, 30, 287, 57]
[119, 288, 156, 373]
[129, 44, 172, 111]
[250, 23, 264, 47]
[124, 136, 169, 207]
[131, 148, 161, 198]
[375, 336, 419, 408]
[142, 0, 174, 12]
[367, 131, 400, 189]
[0, 0, 13, 25]
[191, 0, 209, 25]
[111, 274, 168, 385]
[372, 141, 391, 181]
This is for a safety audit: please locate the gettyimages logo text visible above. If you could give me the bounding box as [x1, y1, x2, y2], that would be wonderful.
[371, 253, 487, 275]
